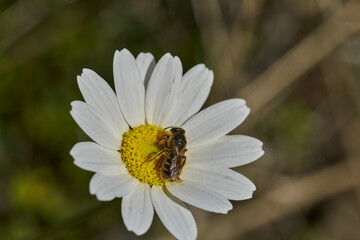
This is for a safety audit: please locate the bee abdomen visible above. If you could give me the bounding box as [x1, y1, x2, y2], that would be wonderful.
[161, 168, 171, 179]
[161, 156, 171, 179]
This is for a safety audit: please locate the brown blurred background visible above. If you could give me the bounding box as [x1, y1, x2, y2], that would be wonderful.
[1, 0, 360, 239]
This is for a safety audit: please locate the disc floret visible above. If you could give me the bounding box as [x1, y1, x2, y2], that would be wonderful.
[121, 125, 170, 186]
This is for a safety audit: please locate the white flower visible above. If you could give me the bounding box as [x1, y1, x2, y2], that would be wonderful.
[70, 49, 264, 240]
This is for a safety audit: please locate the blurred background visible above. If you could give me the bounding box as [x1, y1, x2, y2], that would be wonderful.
[1, 0, 360, 239]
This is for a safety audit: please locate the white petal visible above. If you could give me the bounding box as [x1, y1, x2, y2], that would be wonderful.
[160, 56, 183, 127]
[77, 69, 128, 134]
[70, 142, 124, 175]
[151, 186, 197, 240]
[182, 166, 255, 200]
[172, 64, 214, 126]
[145, 53, 172, 125]
[113, 49, 145, 127]
[70, 101, 122, 150]
[183, 99, 250, 148]
[121, 182, 154, 235]
[145, 54, 183, 126]
[136, 52, 156, 87]
[89, 173, 136, 201]
[166, 180, 232, 214]
[188, 135, 264, 168]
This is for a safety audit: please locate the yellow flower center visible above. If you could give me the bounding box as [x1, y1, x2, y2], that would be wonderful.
[120, 125, 171, 186]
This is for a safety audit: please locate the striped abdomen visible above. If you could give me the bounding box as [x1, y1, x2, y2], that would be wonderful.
[161, 152, 182, 181]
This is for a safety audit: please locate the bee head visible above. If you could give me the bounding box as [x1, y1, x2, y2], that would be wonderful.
[170, 127, 185, 135]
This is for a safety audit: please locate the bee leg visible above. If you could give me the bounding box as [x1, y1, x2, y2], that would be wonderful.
[159, 139, 166, 146]
[144, 150, 167, 163]
[180, 156, 186, 168]
[175, 157, 187, 182]
[161, 134, 172, 148]
[175, 178, 183, 183]
[155, 157, 164, 168]
[159, 140, 172, 151]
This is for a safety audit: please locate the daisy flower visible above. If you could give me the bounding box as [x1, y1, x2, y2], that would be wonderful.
[70, 49, 264, 240]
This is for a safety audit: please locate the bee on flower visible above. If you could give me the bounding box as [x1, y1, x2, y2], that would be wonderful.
[70, 49, 264, 240]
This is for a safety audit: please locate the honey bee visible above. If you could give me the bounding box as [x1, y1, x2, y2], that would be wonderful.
[146, 127, 187, 181]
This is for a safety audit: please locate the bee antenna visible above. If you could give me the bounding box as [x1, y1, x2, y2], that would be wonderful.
[164, 126, 176, 130]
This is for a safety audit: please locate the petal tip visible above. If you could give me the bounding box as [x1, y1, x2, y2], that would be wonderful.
[69, 144, 77, 156]
[117, 48, 132, 57]
[82, 68, 94, 75]
[259, 149, 265, 157]
[73, 160, 81, 168]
